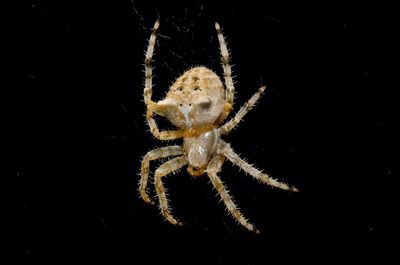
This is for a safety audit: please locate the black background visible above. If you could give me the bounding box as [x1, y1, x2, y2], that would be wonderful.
[16, 0, 396, 264]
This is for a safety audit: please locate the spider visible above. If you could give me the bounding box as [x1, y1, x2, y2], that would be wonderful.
[139, 20, 299, 233]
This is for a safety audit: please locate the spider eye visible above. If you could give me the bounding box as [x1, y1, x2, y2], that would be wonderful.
[177, 86, 183, 91]
[193, 86, 201, 91]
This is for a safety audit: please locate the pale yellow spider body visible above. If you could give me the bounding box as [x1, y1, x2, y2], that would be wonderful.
[139, 20, 298, 233]
[156, 67, 225, 130]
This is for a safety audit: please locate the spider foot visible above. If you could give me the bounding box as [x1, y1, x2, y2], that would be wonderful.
[291, 186, 300, 192]
[163, 214, 183, 226]
[140, 192, 155, 205]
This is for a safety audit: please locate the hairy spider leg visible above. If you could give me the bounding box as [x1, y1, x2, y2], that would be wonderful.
[140, 146, 184, 204]
[220, 141, 299, 192]
[154, 156, 188, 225]
[144, 20, 184, 140]
[214, 22, 235, 124]
[207, 154, 259, 233]
[219, 86, 266, 135]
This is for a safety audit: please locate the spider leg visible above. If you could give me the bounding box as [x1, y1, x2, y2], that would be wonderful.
[154, 156, 187, 225]
[143, 20, 158, 105]
[144, 20, 184, 140]
[215, 22, 235, 121]
[207, 154, 259, 233]
[140, 146, 183, 204]
[219, 86, 266, 135]
[220, 140, 299, 192]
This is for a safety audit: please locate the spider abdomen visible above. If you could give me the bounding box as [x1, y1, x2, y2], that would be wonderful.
[184, 129, 219, 169]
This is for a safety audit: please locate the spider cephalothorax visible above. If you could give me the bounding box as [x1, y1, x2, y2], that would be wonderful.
[139, 20, 298, 233]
